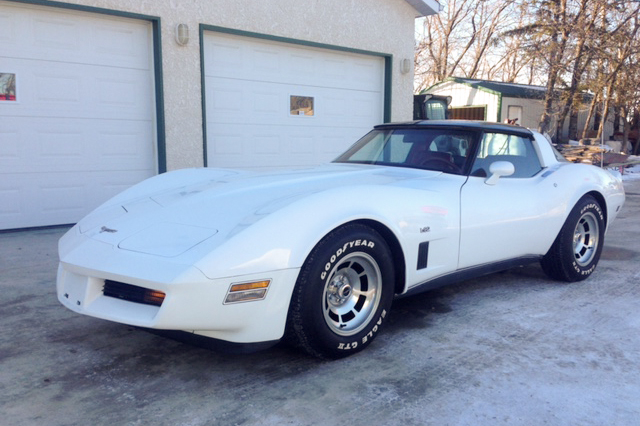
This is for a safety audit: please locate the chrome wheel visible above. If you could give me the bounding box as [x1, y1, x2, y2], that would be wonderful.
[573, 211, 600, 266]
[322, 252, 382, 336]
[286, 224, 394, 358]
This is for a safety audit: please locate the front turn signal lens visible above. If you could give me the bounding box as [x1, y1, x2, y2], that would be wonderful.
[224, 280, 270, 304]
[229, 280, 270, 292]
[143, 290, 166, 306]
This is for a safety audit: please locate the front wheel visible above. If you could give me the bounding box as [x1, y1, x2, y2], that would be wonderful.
[541, 195, 605, 282]
[285, 224, 395, 359]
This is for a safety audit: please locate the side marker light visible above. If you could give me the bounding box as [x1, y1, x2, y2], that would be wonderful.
[224, 280, 270, 304]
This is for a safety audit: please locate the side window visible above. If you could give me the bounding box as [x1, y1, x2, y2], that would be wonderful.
[471, 133, 542, 178]
[404, 130, 474, 174]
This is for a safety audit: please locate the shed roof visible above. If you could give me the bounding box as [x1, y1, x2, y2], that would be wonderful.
[433, 77, 548, 99]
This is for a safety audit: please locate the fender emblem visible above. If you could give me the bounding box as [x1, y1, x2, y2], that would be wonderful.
[100, 226, 118, 233]
[420, 227, 431, 233]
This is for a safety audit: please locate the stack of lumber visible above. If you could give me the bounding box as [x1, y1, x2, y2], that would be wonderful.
[556, 144, 608, 164]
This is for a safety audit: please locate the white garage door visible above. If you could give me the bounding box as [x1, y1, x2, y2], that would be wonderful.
[0, 3, 157, 230]
[203, 31, 385, 170]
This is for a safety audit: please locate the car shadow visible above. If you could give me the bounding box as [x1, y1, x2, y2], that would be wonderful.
[385, 263, 552, 333]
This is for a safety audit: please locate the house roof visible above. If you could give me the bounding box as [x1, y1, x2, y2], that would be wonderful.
[405, 0, 442, 16]
[433, 77, 548, 99]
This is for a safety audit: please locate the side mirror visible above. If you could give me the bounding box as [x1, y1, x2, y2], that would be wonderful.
[485, 161, 515, 185]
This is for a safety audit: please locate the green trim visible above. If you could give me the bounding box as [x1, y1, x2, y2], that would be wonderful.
[201, 25, 392, 59]
[199, 24, 394, 165]
[199, 27, 209, 167]
[4, 0, 167, 174]
[5, 0, 155, 19]
[151, 19, 167, 173]
[383, 57, 393, 123]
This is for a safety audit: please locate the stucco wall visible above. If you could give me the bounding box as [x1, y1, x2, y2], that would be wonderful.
[41, 0, 418, 170]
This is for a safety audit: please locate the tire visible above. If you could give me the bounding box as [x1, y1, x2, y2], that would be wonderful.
[286, 224, 395, 359]
[541, 195, 605, 282]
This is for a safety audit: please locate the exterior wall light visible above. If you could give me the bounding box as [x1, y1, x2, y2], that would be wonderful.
[176, 23, 189, 46]
[400, 58, 412, 75]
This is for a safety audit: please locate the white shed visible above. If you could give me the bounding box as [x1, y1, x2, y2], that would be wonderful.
[426, 77, 613, 139]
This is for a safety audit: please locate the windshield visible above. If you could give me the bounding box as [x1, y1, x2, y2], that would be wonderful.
[334, 128, 477, 175]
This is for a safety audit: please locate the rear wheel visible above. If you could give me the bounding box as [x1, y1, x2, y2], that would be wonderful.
[541, 195, 605, 282]
[286, 224, 395, 359]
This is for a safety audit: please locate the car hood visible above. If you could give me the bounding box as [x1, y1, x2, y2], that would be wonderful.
[72, 163, 441, 258]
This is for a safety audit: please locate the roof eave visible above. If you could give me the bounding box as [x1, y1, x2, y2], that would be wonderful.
[405, 0, 442, 17]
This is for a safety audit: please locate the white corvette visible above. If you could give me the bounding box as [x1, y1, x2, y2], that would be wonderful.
[57, 121, 625, 358]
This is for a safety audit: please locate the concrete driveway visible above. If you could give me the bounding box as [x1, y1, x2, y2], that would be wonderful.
[2, 178, 640, 426]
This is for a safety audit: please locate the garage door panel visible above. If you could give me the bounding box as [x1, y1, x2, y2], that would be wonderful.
[204, 33, 384, 91]
[34, 15, 81, 51]
[290, 52, 315, 75]
[208, 85, 244, 114]
[204, 41, 243, 74]
[252, 48, 281, 75]
[209, 125, 284, 169]
[0, 125, 20, 163]
[209, 132, 244, 156]
[352, 60, 385, 88]
[253, 92, 280, 114]
[0, 186, 21, 225]
[0, 117, 154, 174]
[93, 21, 151, 66]
[208, 124, 367, 170]
[0, 9, 18, 44]
[0, 175, 87, 229]
[36, 128, 85, 167]
[98, 127, 156, 166]
[1, 3, 151, 70]
[206, 77, 382, 128]
[1, 59, 152, 121]
[0, 170, 153, 229]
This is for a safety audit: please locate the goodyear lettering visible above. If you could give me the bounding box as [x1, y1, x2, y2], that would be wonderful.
[573, 260, 597, 276]
[337, 309, 387, 350]
[321, 239, 376, 280]
[337, 342, 358, 350]
[581, 203, 603, 221]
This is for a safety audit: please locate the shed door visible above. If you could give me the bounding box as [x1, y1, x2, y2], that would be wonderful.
[0, 3, 156, 230]
[450, 106, 486, 121]
[202, 31, 385, 170]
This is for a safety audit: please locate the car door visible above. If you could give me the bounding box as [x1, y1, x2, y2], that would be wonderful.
[458, 131, 561, 269]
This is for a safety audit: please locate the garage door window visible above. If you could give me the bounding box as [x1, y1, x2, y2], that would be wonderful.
[0, 72, 17, 101]
[290, 95, 314, 116]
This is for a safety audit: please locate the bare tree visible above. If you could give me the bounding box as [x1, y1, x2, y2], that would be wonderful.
[414, 0, 519, 92]
[553, 0, 601, 140]
[504, 0, 593, 134]
[580, 1, 640, 140]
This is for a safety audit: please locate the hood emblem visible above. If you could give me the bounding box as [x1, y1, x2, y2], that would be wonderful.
[100, 226, 118, 234]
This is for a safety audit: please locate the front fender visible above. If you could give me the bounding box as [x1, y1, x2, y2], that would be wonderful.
[193, 181, 462, 283]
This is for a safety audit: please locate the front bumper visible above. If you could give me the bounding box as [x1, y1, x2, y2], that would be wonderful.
[57, 232, 301, 344]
